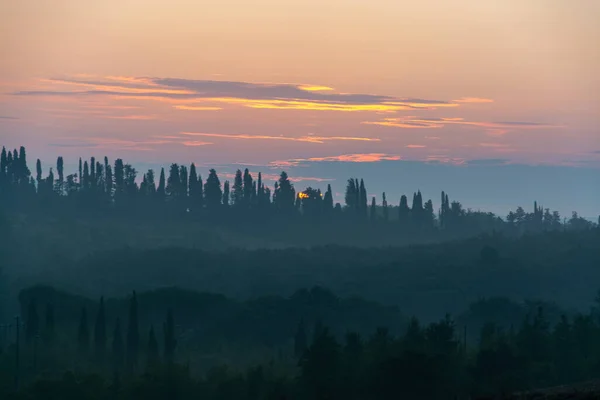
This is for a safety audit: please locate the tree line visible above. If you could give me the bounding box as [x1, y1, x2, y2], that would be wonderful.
[0, 145, 595, 235]
[4, 286, 600, 399]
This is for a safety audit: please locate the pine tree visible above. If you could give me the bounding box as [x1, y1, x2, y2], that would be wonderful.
[232, 169, 243, 206]
[222, 180, 230, 206]
[112, 318, 124, 371]
[126, 291, 139, 372]
[145, 169, 156, 196]
[146, 325, 159, 368]
[26, 299, 39, 343]
[78, 307, 90, 354]
[95, 297, 106, 362]
[164, 309, 177, 364]
[204, 169, 222, 209]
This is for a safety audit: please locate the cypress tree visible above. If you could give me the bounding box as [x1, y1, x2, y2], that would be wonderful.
[222, 180, 230, 206]
[204, 169, 222, 209]
[44, 303, 55, 345]
[0, 147, 7, 179]
[18, 146, 30, 184]
[243, 168, 253, 206]
[399, 195, 410, 226]
[257, 172, 263, 205]
[360, 179, 368, 217]
[147, 325, 159, 368]
[126, 291, 139, 372]
[274, 172, 295, 213]
[94, 297, 106, 362]
[78, 158, 83, 187]
[323, 184, 334, 214]
[56, 157, 64, 195]
[6, 151, 13, 185]
[166, 164, 180, 200]
[112, 318, 124, 371]
[344, 179, 357, 211]
[382, 192, 389, 221]
[114, 159, 124, 198]
[78, 307, 90, 354]
[370, 196, 377, 221]
[179, 165, 188, 198]
[90, 157, 96, 188]
[164, 309, 176, 364]
[26, 299, 39, 343]
[35, 159, 42, 190]
[295, 319, 308, 359]
[157, 167, 166, 201]
[232, 169, 243, 206]
[188, 163, 199, 209]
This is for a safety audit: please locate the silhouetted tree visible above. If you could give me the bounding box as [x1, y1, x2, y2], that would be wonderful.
[112, 318, 124, 371]
[94, 297, 106, 362]
[204, 169, 222, 209]
[126, 291, 139, 372]
[78, 307, 90, 354]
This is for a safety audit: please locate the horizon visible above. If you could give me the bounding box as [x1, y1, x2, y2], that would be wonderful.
[2, 0, 599, 217]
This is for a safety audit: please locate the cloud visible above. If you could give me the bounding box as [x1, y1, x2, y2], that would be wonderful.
[173, 105, 223, 111]
[0, 116, 18, 120]
[180, 132, 380, 144]
[14, 75, 457, 113]
[453, 97, 494, 103]
[406, 144, 426, 148]
[478, 143, 511, 148]
[363, 116, 561, 132]
[181, 140, 213, 147]
[104, 115, 158, 120]
[271, 153, 402, 167]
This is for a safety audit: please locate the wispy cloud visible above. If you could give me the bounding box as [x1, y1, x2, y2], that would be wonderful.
[406, 144, 426, 148]
[181, 140, 213, 147]
[173, 105, 223, 111]
[0, 116, 18, 120]
[363, 116, 561, 132]
[453, 97, 494, 104]
[104, 115, 158, 120]
[14, 75, 457, 113]
[181, 132, 380, 144]
[271, 153, 402, 167]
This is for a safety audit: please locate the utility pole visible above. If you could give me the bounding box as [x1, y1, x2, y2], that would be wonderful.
[15, 316, 20, 392]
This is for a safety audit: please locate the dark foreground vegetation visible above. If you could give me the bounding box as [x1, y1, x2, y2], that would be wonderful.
[2, 286, 600, 399]
[1, 144, 600, 399]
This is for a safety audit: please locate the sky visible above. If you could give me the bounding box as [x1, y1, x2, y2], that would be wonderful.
[1, 0, 599, 217]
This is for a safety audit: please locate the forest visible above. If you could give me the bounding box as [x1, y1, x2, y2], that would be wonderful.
[1, 144, 600, 399]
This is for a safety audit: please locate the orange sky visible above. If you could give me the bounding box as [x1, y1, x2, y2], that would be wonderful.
[1, 0, 599, 176]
